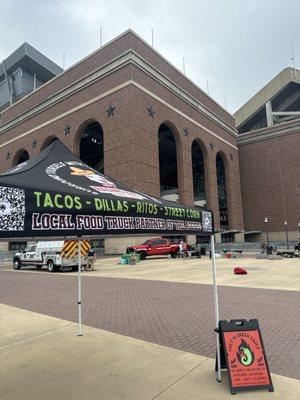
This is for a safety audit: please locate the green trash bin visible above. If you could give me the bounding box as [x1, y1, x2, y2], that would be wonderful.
[121, 254, 131, 264]
[121, 253, 141, 264]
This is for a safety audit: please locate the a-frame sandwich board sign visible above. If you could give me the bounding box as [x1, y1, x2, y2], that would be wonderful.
[217, 319, 274, 395]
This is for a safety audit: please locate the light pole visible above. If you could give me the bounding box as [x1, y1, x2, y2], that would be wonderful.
[284, 220, 289, 249]
[298, 222, 300, 241]
[264, 217, 269, 246]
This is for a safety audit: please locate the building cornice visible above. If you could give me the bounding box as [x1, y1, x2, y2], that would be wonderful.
[238, 120, 300, 145]
[0, 50, 237, 138]
[0, 50, 132, 133]
[0, 81, 133, 149]
[126, 29, 234, 122]
[129, 51, 237, 137]
[0, 79, 238, 151]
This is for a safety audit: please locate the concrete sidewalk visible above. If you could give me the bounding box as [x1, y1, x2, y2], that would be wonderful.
[1, 304, 299, 400]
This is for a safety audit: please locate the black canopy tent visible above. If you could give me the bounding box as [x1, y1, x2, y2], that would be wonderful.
[0, 139, 222, 381]
[0, 140, 214, 239]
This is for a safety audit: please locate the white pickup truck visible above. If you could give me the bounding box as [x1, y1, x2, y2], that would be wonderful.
[13, 241, 89, 272]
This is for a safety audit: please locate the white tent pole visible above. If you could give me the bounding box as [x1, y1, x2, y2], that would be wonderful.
[77, 237, 83, 336]
[211, 233, 221, 382]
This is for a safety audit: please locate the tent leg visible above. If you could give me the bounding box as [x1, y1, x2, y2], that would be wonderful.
[211, 234, 221, 382]
[77, 238, 83, 336]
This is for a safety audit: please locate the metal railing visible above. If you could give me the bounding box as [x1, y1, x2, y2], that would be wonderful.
[94, 247, 118, 258]
[212, 241, 298, 253]
[0, 251, 14, 264]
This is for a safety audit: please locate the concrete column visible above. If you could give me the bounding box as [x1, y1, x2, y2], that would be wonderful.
[226, 152, 244, 232]
[214, 232, 222, 243]
[265, 100, 273, 127]
[105, 236, 152, 255]
[234, 233, 245, 243]
[186, 235, 196, 245]
[177, 140, 194, 206]
[206, 153, 220, 231]
[0, 242, 9, 251]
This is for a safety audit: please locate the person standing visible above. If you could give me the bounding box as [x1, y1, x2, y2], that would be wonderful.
[179, 240, 184, 258]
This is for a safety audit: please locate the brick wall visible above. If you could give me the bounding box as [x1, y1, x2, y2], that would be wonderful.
[238, 122, 300, 236]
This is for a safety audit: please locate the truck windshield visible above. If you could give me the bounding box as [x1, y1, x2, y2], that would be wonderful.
[24, 245, 35, 252]
[142, 240, 152, 245]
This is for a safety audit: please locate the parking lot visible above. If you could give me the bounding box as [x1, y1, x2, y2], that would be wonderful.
[2, 253, 299, 291]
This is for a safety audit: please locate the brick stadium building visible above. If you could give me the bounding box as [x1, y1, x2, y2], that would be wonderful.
[0, 30, 298, 252]
[235, 67, 300, 245]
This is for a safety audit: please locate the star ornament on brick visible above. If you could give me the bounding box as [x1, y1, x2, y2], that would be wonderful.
[64, 124, 71, 135]
[147, 105, 155, 118]
[106, 104, 116, 118]
[183, 127, 189, 137]
[209, 142, 214, 150]
[32, 138, 37, 149]
[6, 151, 11, 160]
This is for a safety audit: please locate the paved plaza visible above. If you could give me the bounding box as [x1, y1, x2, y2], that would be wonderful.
[73, 255, 300, 291]
[0, 255, 299, 399]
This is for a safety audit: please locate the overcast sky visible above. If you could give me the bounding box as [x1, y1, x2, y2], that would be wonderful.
[0, 0, 299, 113]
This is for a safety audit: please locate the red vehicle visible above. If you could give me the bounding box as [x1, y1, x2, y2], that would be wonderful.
[126, 238, 188, 260]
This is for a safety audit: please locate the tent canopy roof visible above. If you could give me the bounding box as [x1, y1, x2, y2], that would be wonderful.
[0, 140, 213, 240]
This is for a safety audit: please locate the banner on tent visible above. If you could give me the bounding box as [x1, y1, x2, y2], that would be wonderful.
[0, 186, 213, 239]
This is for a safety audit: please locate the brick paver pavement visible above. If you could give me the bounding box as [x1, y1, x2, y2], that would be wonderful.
[0, 270, 299, 380]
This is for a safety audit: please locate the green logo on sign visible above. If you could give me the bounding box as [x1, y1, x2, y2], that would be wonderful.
[237, 340, 255, 366]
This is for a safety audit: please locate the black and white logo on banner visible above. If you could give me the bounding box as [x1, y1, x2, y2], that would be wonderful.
[0, 186, 25, 231]
[202, 211, 213, 232]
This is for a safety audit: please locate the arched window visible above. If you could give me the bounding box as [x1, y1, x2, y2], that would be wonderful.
[12, 149, 29, 166]
[192, 141, 206, 207]
[216, 153, 229, 229]
[79, 121, 104, 172]
[158, 123, 179, 202]
[40, 136, 57, 151]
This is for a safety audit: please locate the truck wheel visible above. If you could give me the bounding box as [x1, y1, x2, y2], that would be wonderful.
[13, 259, 22, 270]
[139, 252, 146, 260]
[171, 250, 179, 259]
[47, 260, 56, 273]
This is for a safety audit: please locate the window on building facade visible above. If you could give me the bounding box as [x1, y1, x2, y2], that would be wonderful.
[79, 122, 104, 172]
[41, 137, 57, 151]
[13, 150, 29, 166]
[158, 123, 178, 202]
[192, 141, 206, 208]
[216, 153, 229, 230]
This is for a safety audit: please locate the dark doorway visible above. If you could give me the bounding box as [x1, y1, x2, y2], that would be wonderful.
[216, 153, 229, 229]
[158, 123, 178, 201]
[192, 141, 206, 207]
[80, 122, 104, 172]
[221, 232, 234, 243]
[13, 150, 29, 166]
